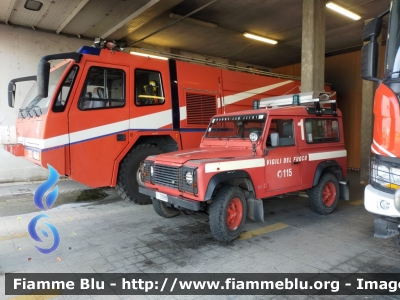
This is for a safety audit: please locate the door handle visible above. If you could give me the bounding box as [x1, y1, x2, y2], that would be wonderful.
[116, 134, 126, 141]
[292, 161, 300, 165]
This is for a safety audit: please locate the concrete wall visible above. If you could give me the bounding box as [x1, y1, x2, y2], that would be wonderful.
[0, 25, 87, 183]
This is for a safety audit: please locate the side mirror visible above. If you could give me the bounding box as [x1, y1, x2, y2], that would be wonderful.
[361, 17, 382, 82]
[362, 17, 382, 42]
[270, 132, 279, 147]
[37, 60, 50, 98]
[8, 82, 16, 108]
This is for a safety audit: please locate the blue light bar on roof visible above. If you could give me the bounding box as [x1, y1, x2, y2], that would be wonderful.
[78, 46, 101, 55]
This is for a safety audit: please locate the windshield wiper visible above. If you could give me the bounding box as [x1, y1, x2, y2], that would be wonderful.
[33, 105, 42, 116]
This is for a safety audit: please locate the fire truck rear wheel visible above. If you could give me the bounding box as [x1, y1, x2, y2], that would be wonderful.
[308, 173, 339, 215]
[116, 144, 163, 205]
[152, 199, 181, 218]
[209, 185, 247, 242]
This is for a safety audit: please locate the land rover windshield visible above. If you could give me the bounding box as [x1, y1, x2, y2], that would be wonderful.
[205, 114, 267, 139]
[18, 61, 70, 118]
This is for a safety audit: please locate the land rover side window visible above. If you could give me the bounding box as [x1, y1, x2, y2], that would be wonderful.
[52, 65, 79, 112]
[305, 119, 339, 143]
[79, 67, 125, 110]
[267, 119, 295, 147]
[135, 69, 165, 106]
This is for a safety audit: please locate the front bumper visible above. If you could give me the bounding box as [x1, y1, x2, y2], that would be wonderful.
[139, 186, 203, 211]
[364, 184, 400, 218]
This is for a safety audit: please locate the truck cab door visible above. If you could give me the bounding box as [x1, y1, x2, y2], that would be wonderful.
[68, 62, 130, 187]
[263, 117, 303, 193]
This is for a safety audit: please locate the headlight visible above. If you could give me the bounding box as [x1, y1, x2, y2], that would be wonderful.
[370, 158, 400, 192]
[185, 171, 193, 185]
[391, 167, 400, 186]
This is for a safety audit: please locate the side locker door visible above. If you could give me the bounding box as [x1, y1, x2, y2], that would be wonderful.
[68, 62, 130, 187]
[263, 117, 303, 193]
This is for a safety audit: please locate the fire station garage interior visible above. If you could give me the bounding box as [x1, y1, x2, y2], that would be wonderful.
[1, 0, 400, 296]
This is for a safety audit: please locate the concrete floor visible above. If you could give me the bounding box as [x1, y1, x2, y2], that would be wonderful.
[0, 171, 399, 300]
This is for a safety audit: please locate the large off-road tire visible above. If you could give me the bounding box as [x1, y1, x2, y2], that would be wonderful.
[308, 173, 339, 215]
[152, 198, 181, 218]
[209, 185, 247, 242]
[116, 144, 162, 205]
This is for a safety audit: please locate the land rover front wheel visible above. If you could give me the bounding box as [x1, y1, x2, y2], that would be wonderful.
[116, 144, 163, 205]
[210, 185, 247, 242]
[308, 173, 339, 215]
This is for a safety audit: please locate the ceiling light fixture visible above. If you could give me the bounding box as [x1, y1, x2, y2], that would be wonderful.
[169, 13, 217, 28]
[326, 2, 361, 20]
[243, 33, 277, 45]
[24, 0, 43, 11]
[130, 51, 168, 60]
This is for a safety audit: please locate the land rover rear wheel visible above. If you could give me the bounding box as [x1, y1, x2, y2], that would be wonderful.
[210, 185, 247, 242]
[308, 173, 339, 215]
[116, 144, 163, 205]
[152, 199, 181, 218]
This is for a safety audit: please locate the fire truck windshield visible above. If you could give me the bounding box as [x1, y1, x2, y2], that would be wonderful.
[205, 114, 266, 140]
[19, 62, 70, 118]
[385, 0, 400, 78]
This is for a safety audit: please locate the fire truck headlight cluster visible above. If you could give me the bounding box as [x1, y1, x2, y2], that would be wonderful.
[371, 159, 400, 191]
[185, 171, 193, 185]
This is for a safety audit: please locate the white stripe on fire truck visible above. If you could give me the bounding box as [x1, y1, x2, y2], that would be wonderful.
[373, 139, 396, 157]
[308, 150, 347, 161]
[218, 80, 293, 108]
[205, 158, 265, 173]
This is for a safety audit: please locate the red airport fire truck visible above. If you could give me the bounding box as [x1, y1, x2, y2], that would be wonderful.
[361, 0, 400, 249]
[138, 92, 349, 242]
[3, 39, 336, 205]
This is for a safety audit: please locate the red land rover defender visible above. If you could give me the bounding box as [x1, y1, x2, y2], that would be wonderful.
[139, 92, 349, 242]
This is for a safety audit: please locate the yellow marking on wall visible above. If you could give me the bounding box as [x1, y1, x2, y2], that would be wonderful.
[8, 290, 60, 300]
[349, 199, 364, 206]
[0, 232, 28, 242]
[238, 222, 288, 240]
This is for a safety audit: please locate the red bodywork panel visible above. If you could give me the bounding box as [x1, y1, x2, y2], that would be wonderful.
[371, 83, 400, 157]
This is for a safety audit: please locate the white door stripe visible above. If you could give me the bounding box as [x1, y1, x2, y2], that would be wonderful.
[205, 158, 265, 173]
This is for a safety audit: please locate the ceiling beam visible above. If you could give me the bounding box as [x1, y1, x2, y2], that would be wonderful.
[100, 0, 160, 39]
[56, 0, 90, 34]
[5, 0, 18, 25]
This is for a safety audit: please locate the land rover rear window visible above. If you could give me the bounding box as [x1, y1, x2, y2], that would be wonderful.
[305, 118, 339, 143]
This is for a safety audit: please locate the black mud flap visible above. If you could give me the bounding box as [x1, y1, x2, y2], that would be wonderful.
[339, 178, 349, 201]
[247, 198, 264, 223]
[374, 218, 399, 239]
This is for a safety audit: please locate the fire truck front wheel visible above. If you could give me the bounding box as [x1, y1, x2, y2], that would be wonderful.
[210, 185, 247, 242]
[152, 199, 181, 218]
[116, 144, 163, 205]
[308, 173, 339, 215]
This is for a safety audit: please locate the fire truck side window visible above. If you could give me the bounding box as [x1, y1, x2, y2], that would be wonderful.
[267, 119, 295, 147]
[304, 119, 340, 143]
[79, 67, 125, 110]
[53, 65, 79, 112]
[135, 69, 165, 106]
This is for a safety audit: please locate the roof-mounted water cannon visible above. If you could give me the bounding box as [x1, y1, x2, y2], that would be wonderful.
[93, 38, 127, 52]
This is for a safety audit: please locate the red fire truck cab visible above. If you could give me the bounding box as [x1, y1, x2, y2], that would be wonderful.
[139, 92, 349, 242]
[4, 40, 322, 205]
